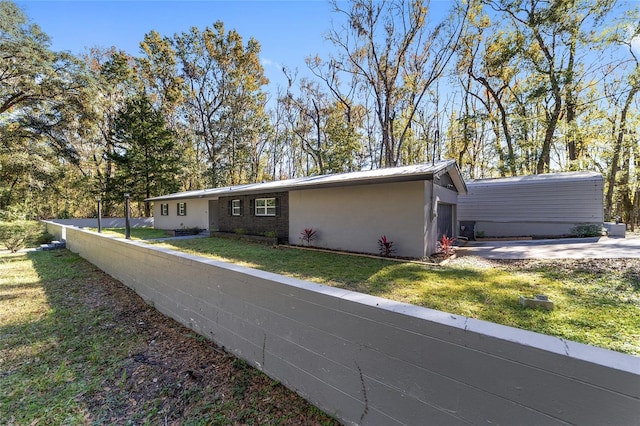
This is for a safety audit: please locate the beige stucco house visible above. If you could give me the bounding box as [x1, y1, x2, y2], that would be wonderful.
[146, 160, 468, 258]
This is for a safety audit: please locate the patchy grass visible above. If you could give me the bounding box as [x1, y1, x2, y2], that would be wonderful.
[0, 250, 338, 425]
[156, 238, 640, 355]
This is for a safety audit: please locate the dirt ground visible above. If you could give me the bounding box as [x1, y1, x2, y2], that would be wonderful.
[79, 264, 338, 425]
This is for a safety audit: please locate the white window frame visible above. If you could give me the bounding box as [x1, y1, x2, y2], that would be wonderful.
[231, 199, 241, 216]
[177, 202, 187, 216]
[255, 198, 276, 216]
[160, 203, 169, 216]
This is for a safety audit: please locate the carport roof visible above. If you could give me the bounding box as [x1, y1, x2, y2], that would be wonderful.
[466, 171, 602, 186]
[146, 159, 467, 202]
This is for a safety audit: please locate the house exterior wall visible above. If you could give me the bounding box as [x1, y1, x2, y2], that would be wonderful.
[218, 192, 289, 241]
[457, 173, 604, 238]
[152, 198, 210, 230]
[289, 181, 427, 258]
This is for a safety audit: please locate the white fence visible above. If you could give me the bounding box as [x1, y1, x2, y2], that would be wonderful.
[44, 222, 640, 426]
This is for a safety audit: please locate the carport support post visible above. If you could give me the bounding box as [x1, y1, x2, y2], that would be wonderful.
[124, 193, 131, 239]
[97, 198, 102, 233]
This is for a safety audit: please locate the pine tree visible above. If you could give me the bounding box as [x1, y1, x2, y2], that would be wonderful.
[109, 91, 180, 216]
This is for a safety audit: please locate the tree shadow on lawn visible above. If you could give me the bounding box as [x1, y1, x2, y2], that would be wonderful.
[1, 250, 138, 423]
[1, 249, 339, 425]
[364, 263, 552, 324]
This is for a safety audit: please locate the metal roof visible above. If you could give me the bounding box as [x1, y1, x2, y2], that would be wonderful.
[466, 171, 602, 187]
[146, 159, 467, 202]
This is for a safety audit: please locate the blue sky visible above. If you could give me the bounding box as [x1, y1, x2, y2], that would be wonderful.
[16, 0, 640, 97]
[17, 0, 343, 92]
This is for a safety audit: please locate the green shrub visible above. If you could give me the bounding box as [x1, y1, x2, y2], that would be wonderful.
[263, 230, 278, 238]
[0, 220, 44, 252]
[570, 223, 603, 238]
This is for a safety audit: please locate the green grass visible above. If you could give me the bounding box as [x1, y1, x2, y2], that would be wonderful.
[0, 250, 140, 424]
[1, 250, 338, 424]
[156, 238, 640, 355]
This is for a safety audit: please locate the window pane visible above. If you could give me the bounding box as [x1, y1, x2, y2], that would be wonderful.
[255, 198, 276, 216]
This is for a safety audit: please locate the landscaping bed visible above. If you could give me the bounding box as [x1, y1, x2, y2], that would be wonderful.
[171, 227, 205, 237]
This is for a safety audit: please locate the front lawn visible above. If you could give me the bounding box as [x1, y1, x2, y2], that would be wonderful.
[155, 238, 640, 355]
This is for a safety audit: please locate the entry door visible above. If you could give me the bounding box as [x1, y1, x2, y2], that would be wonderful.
[208, 200, 219, 231]
[437, 203, 454, 239]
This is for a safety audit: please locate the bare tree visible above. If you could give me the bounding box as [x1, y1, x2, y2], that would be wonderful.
[326, 0, 470, 167]
[486, 0, 617, 173]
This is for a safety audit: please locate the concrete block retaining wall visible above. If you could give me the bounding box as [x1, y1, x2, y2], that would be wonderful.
[44, 222, 640, 425]
[48, 217, 153, 229]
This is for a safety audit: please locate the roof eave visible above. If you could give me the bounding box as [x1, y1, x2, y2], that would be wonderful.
[146, 160, 467, 201]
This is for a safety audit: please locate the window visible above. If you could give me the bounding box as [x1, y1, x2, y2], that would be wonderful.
[160, 203, 169, 216]
[177, 202, 187, 216]
[231, 199, 241, 216]
[255, 198, 276, 216]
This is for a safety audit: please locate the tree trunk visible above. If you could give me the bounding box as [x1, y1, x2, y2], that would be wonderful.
[536, 99, 561, 174]
[605, 84, 639, 219]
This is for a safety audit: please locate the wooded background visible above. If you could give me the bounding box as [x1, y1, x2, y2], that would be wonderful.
[1, 0, 638, 229]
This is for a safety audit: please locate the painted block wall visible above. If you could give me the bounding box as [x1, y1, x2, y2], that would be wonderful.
[218, 192, 289, 240]
[47, 223, 640, 426]
[152, 198, 209, 230]
[289, 181, 427, 258]
[49, 217, 154, 229]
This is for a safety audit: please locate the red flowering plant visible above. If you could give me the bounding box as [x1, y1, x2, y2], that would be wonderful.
[378, 235, 395, 257]
[437, 235, 457, 257]
[300, 228, 318, 246]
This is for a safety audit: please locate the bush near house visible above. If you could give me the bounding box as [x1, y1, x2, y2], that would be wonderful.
[300, 228, 318, 246]
[570, 223, 603, 238]
[377, 235, 394, 257]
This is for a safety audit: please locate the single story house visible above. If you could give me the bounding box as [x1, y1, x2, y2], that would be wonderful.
[457, 171, 604, 238]
[146, 160, 468, 258]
